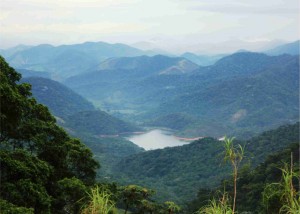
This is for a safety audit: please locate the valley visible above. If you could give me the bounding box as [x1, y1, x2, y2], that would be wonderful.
[1, 40, 299, 213]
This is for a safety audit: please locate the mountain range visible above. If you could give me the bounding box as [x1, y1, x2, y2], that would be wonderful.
[63, 51, 299, 138]
[3, 42, 151, 79]
[2, 40, 298, 80]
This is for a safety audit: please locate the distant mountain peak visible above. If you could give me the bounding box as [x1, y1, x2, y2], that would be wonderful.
[265, 40, 299, 56]
[96, 55, 199, 75]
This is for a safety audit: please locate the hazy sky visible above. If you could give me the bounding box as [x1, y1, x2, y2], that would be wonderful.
[1, 0, 299, 52]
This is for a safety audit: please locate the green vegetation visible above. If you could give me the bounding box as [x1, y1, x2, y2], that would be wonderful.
[112, 123, 299, 204]
[197, 193, 233, 214]
[223, 138, 244, 213]
[1, 53, 299, 213]
[22, 77, 95, 118]
[81, 186, 116, 214]
[64, 52, 299, 139]
[64, 110, 140, 136]
[0, 56, 99, 213]
[263, 164, 300, 213]
[18, 74, 144, 179]
[144, 113, 196, 131]
[188, 142, 299, 213]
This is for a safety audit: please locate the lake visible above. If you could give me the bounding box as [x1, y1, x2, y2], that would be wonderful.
[127, 129, 189, 150]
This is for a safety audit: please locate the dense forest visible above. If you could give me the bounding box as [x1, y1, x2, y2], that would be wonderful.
[111, 123, 299, 204]
[0, 56, 99, 213]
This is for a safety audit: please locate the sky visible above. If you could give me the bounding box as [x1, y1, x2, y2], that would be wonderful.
[0, 0, 299, 53]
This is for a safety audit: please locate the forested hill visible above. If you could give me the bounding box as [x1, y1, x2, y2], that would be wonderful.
[62, 52, 299, 139]
[149, 53, 299, 138]
[187, 142, 299, 213]
[22, 77, 95, 118]
[19, 75, 143, 178]
[112, 122, 299, 204]
[21, 77, 141, 135]
[0, 56, 99, 213]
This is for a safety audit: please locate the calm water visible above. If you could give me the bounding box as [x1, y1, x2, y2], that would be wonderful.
[127, 129, 189, 150]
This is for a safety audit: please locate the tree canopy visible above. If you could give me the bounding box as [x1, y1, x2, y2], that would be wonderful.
[0, 56, 99, 213]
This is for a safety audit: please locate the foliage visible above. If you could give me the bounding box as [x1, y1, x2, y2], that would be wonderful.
[144, 113, 196, 131]
[21, 77, 95, 118]
[263, 164, 300, 213]
[120, 185, 155, 214]
[64, 110, 140, 136]
[54, 177, 89, 214]
[0, 199, 34, 214]
[113, 138, 229, 204]
[0, 56, 99, 213]
[113, 123, 298, 205]
[223, 137, 244, 213]
[189, 142, 299, 213]
[81, 186, 116, 214]
[197, 193, 233, 214]
[164, 201, 181, 214]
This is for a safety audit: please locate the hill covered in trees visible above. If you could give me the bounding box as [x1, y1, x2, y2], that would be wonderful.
[111, 123, 299, 204]
[0, 56, 99, 213]
[187, 142, 299, 213]
[22, 77, 95, 118]
[18, 76, 144, 177]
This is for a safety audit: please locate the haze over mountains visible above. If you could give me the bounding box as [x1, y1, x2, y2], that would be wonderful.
[3, 40, 299, 139]
[2, 40, 298, 79]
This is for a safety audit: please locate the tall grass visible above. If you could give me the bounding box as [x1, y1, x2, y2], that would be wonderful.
[81, 186, 116, 214]
[197, 192, 233, 214]
[263, 163, 300, 213]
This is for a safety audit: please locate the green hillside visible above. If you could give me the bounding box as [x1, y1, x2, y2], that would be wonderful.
[187, 142, 299, 213]
[22, 77, 95, 118]
[64, 52, 299, 139]
[149, 53, 299, 138]
[0, 56, 99, 213]
[20, 76, 143, 178]
[64, 110, 141, 135]
[112, 123, 299, 204]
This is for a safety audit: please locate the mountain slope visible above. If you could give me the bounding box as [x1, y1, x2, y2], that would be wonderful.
[64, 110, 140, 136]
[112, 123, 299, 204]
[17, 69, 51, 78]
[265, 40, 299, 56]
[64, 55, 199, 118]
[21, 76, 144, 177]
[180, 52, 225, 66]
[96, 55, 198, 75]
[5, 42, 148, 78]
[64, 52, 299, 138]
[22, 77, 95, 118]
[149, 53, 299, 137]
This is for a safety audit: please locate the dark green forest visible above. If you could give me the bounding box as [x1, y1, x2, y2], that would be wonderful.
[0, 56, 99, 213]
[111, 123, 299, 204]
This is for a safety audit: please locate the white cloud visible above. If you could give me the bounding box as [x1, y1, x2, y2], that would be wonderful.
[0, 0, 299, 49]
